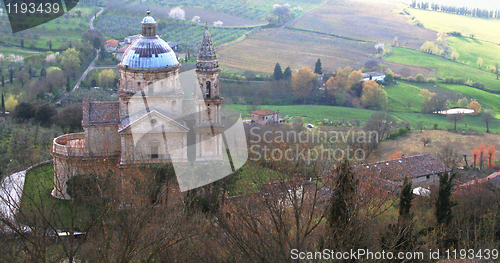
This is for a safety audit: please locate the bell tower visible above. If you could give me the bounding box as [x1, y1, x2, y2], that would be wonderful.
[194, 26, 224, 162]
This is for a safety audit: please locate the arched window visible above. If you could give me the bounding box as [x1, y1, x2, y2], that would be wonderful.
[172, 100, 177, 111]
[206, 81, 211, 98]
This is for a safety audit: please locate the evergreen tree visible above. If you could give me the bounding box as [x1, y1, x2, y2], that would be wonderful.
[1, 75, 4, 87]
[1, 93, 4, 113]
[8, 67, 13, 84]
[380, 177, 415, 254]
[40, 67, 46, 78]
[327, 160, 359, 249]
[67, 75, 71, 92]
[20, 39, 24, 48]
[283, 66, 292, 82]
[314, 58, 323, 75]
[273, 63, 283, 81]
[435, 172, 457, 227]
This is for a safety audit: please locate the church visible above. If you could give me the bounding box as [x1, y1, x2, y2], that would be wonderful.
[50, 11, 230, 199]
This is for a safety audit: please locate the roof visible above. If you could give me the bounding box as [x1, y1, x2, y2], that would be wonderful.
[363, 72, 385, 77]
[105, 39, 119, 48]
[353, 154, 450, 181]
[142, 12, 156, 23]
[82, 99, 120, 126]
[167, 42, 179, 47]
[118, 109, 188, 133]
[196, 27, 219, 71]
[252, 109, 278, 116]
[120, 36, 179, 69]
[116, 45, 129, 53]
[459, 172, 500, 189]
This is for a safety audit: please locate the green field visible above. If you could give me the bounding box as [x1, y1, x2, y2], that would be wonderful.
[226, 103, 500, 134]
[385, 47, 500, 91]
[19, 164, 90, 229]
[0, 5, 97, 50]
[408, 8, 500, 43]
[385, 82, 423, 112]
[440, 84, 500, 116]
[447, 36, 500, 71]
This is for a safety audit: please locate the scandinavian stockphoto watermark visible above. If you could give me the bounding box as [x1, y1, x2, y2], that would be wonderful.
[249, 127, 378, 164]
[127, 69, 248, 192]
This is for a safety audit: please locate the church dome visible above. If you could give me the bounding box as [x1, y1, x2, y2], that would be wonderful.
[120, 12, 179, 69]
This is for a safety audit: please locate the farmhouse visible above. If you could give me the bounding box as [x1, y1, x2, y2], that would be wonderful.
[362, 72, 386, 82]
[51, 11, 225, 199]
[353, 154, 450, 186]
[115, 45, 129, 61]
[104, 39, 119, 52]
[458, 172, 500, 191]
[251, 109, 283, 125]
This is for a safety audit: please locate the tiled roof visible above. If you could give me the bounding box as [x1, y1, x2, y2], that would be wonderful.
[105, 39, 119, 48]
[459, 172, 500, 189]
[252, 109, 278, 116]
[82, 99, 120, 126]
[353, 154, 449, 181]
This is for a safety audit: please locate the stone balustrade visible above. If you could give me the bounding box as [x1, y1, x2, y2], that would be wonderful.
[51, 133, 87, 157]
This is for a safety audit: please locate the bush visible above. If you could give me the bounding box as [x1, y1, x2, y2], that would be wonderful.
[35, 103, 57, 126]
[415, 74, 426, 83]
[13, 102, 35, 120]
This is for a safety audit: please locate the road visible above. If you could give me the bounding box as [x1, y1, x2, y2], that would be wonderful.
[0, 170, 26, 231]
[71, 7, 105, 92]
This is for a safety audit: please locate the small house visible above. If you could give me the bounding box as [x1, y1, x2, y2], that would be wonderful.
[104, 39, 119, 52]
[362, 72, 386, 82]
[251, 109, 282, 125]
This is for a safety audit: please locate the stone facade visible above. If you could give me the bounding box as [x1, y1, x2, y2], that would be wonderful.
[51, 13, 224, 199]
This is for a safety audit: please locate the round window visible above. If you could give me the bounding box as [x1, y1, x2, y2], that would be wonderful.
[150, 119, 157, 125]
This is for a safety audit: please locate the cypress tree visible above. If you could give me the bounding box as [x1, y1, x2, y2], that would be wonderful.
[327, 160, 358, 249]
[1, 75, 4, 87]
[1, 93, 4, 113]
[314, 58, 323, 74]
[436, 172, 457, 227]
[273, 63, 283, 81]
[283, 66, 292, 82]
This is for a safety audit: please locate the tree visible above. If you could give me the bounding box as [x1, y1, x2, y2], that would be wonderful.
[40, 67, 46, 78]
[169, 7, 186, 20]
[385, 73, 394, 84]
[82, 29, 105, 50]
[57, 104, 83, 132]
[487, 145, 496, 169]
[360, 80, 388, 110]
[457, 97, 468, 108]
[421, 136, 431, 146]
[446, 113, 463, 131]
[363, 111, 396, 142]
[326, 159, 359, 250]
[0, 93, 4, 113]
[283, 66, 292, 82]
[1, 75, 4, 87]
[420, 41, 439, 54]
[480, 110, 494, 133]
[35, 103, 57, 126]
[437, 144, 460, 168]
[5, 95, 18, 112]
[468, 100, 481, 114]
[496, 62, 499, 80]
[98, 69, 115, 87]
[12, 101, 35, 120]
[435, 171, 457, 248]
[20, 39, 24, 48]
[272, 3, 291, 24]
[8, 67, 14, 84]
[389, 150, 403, 160]
[380, 177, 415, 252]
[46, 40, 52, 50]
[292, 66, 317, 103]
[419, 89, 435, 105]
[273, 63, 283, 81]
[60, 48, 82, 80]
[477, 57, 483, 69]
[450, 51, 459, 61]
[421, 94, 449, 114]
[15, 70, 29, 88]
[314, 58, 322, 74]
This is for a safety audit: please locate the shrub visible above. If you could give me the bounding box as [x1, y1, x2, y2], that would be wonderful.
[415, 74, 426, 83]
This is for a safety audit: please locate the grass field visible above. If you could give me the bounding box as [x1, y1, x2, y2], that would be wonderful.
[447, 36, 500, 71]
[0, 5, 96, 50]
[225, 104, 500, 134]
[375, 130, 500, 164]
[407, 8, 500, 43]
[439, 84, 500, 116]
[291, 0, 436, 50]
[218, 28, 374, 73]
[385, 82, 423, 112]
[19, 163, 91, 229]
[385, 47, 500, 91]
